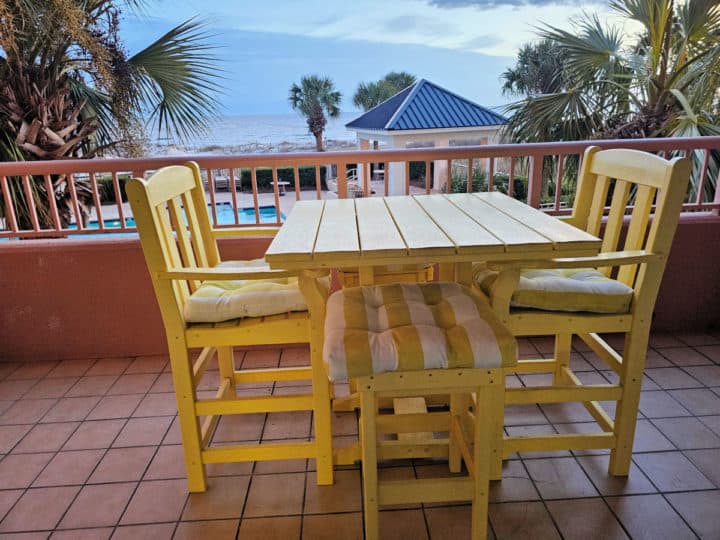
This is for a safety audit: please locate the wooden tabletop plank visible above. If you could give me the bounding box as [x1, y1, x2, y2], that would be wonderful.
[412, 195, 505, 256]
[313, 198, 360, 261]
[264, 200, 322, 264]
[448, 193, 553, 253]
[355, 197, 407, 257]
[478, 192, 600, 252]
[384, 196, 455, 256]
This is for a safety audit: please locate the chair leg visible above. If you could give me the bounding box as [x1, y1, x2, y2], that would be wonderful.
[216, 346, 236, 395]
[609, 329, 648, 476]
[360, 388, 380, 540]
[553, 333, 572, 385]
[311, 323, 334, 486]
[168, 344, 207, 492]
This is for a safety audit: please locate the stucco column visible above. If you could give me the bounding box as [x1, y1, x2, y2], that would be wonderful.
[357, 137, 370, 188]
[387, 136, 406, 195]
[433, 136, 451, 191]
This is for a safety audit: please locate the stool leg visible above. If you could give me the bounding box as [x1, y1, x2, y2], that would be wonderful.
[449, 392, 469, 473]
[360, 388, 379, 540]
[472, 382, 502, 540]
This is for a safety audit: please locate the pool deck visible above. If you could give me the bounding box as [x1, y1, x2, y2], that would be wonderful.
[93, 183, 427, 226]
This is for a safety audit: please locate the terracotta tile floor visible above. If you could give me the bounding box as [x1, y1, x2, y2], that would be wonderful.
[1, 333, 720, 539]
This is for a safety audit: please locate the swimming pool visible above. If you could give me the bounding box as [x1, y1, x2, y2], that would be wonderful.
[73, 203, 285, 231]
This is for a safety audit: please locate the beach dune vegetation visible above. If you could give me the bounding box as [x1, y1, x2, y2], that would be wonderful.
[288, 75, 342, 152]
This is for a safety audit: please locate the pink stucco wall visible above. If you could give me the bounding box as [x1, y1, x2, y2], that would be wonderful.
[1, 216, 719, 362]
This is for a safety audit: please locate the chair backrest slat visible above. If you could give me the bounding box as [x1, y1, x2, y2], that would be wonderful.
[616, 184, 655, 285]
[586, 175, 610, 237]
[168, 196, 202, 293]
[600, 179, 632, 262]
[570, 147, 691, 310]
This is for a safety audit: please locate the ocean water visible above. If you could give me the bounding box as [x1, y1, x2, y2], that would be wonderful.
[153, 111, 359, 155]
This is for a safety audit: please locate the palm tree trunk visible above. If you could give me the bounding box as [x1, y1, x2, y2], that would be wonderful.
[314, 131, 324, 152]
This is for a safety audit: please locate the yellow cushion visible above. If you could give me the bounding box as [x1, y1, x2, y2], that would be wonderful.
[323, 282, 517, 381]
[184, 259, 308, 323]
[474, 266, 633, 314]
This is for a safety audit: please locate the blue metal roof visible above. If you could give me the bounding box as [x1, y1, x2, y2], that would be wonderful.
[345, 79, 507, 131]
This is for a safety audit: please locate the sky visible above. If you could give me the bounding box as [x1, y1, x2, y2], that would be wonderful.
[122, 0, 627, 116]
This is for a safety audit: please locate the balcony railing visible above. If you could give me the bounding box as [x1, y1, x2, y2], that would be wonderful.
[1, 136, 719, 239]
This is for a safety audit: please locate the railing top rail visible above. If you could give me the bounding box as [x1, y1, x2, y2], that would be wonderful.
[2, 136, 720, 175]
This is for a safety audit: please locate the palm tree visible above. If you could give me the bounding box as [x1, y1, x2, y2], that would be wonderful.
[504, 0, 720, 142]
[289, 75, 341, 152]
[501, 39, 567, 98]
[352, 71, 416, 111]
[503, 0, 720, 201]
[0, 0, 222, 228]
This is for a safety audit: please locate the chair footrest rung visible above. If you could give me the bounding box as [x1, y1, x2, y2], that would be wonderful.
[195, 394, 314, 415]
[503, 432, 615, 457]
[202, 441, 317, 463]
[378, 477, 473, 505]
[377, 438, 450, 460]
[505, 384, 622, 404]
[234, 367, 312, 383]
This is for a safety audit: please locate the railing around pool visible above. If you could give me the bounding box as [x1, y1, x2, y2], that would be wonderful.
[1, 136, 719, 239]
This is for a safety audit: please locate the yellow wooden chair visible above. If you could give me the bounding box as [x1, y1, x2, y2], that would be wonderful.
[321, 282, 517, 540]
[126, 162, 334, 492]
[475, 146, 691, 475]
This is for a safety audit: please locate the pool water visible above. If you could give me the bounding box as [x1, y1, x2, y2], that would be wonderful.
[74, 203, 285, 231]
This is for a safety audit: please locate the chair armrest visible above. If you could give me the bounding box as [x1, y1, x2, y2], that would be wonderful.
[159, 266, 299, 281]
[211, 226, 280, 238]
[487, 250, 661, 271]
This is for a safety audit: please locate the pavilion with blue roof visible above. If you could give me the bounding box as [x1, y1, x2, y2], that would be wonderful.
[345, 79, 507, 193]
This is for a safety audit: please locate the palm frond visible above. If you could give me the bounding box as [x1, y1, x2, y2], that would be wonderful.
[67, 78, 116, 149]
[504, 88, 603, 143]
[128, 17, 223, 142]
[539, 14, 624, 82]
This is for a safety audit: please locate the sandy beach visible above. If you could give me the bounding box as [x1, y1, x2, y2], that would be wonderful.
[150, 138, 359, 157]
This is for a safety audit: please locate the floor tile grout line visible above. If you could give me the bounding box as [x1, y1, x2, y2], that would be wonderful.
[34, 355, 170, 532]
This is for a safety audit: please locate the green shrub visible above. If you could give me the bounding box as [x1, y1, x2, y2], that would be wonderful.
[237, 165, 327, 191]
[491, 172, 527, 201]
[409, 161, 432, 181]
[445, 168, 487, 193]
[97, 175, 130, 204]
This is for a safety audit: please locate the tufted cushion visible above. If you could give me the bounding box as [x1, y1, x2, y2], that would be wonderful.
[323, 282, 517, 381]
[474, 266, 633, 314]
[184, 259, 310, 323]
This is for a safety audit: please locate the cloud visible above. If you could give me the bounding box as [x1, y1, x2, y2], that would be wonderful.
[462, 35, 503, 49]
[428, 0, 605, 8]
[382, 15, 453, 37]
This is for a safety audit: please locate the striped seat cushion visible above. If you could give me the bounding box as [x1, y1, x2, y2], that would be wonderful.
[323, 282, 517, 381]
[474, 266, 633, 314]
[184, 259, 309, 323]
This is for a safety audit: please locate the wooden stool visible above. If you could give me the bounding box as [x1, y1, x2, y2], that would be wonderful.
[323, 282, 517, 540]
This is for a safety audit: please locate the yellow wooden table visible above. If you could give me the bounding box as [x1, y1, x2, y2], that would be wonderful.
[265, 192, 600, 283]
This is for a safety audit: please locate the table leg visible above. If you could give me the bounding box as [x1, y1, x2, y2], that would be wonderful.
[438, 263, 454, 281]
[358, 266, 375, 286]
[455, 262, 473, 287]
[298, 271, 334, 484]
